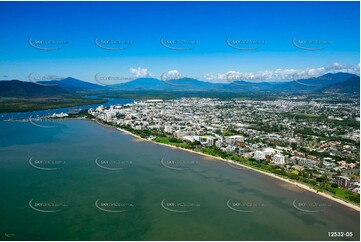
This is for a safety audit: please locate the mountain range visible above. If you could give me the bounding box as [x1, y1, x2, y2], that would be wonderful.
[0, 72, 359, 97]
[97, 72, 360, 93]
[37, 77, 108, 92]
[322, 76, 360, 94]
[0, 80, 68, 97]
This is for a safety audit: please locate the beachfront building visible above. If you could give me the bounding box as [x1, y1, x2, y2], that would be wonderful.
[164, 125, 173, 134]
[337, 176, 351, 189]
[273, 154, 286, 165]
[263, 147, 276, 156]
[225, 135, 245, 145]
[199, 136, 217, 146]
[254, 150, 266, 160]
[294, 156, 321, 167]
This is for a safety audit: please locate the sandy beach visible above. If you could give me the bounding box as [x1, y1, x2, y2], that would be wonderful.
[113, 126, 360, 212]
[87, 119, 359, 212]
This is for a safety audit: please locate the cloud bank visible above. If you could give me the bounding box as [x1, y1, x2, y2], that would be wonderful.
[204, 62, 360, 83]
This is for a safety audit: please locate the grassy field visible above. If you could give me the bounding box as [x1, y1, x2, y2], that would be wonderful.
[153, 137, 190, 148]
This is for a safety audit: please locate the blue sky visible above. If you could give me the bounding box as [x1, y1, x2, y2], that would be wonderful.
[0, 1, 359, 84]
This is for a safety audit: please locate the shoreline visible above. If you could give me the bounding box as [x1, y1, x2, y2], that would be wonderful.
[90, 119, 360, 212]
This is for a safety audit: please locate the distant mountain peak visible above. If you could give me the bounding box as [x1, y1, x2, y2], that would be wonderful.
[37, 76, 106, 91]
[0, 79, 68, 97]
[322, 76, 360, 94]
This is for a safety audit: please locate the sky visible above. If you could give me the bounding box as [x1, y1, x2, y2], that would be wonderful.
[0, 1, 359, 84]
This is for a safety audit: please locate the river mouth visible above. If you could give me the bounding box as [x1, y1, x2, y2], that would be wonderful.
[0, 119, 359, 241]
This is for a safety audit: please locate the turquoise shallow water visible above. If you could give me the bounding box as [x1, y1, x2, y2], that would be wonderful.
[0, 120, 359, 240]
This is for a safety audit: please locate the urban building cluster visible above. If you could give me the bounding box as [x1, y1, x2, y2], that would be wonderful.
[89, 97, 360, 193]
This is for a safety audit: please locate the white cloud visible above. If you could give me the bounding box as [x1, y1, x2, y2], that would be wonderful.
[129, 67, 152, 78]
[204, 62, 360, 83]
[160, 70, 182, 81]
[129, 63, 359, 82]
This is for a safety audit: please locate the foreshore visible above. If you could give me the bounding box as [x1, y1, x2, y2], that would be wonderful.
[90, 119, 360, 212]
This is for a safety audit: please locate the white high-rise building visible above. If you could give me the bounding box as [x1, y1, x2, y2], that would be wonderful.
[273, 154, 286, 165]
[164, 125, 173, 134]
[225, 135, 244, 144]
[263, 148, 276, 156]
[254, 151, 265, 160]
[338, 176, 351, 188]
